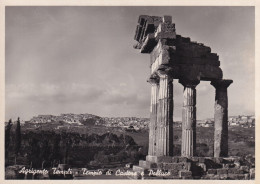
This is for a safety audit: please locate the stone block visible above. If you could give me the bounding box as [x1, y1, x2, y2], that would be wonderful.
[204, 159, 221, 169]
[179, 157, 189, 163]
[146, 155, 157, 163]
[156, 156, 173, 163]
[223, 163, 235, 168]
[197, 163, 207, 172]
[179, 170, 192, 177]
[227, 174, 237, 179]
[150, 163, 158, 169]
[206, 174, 215, 177]
[162, 163, 184, 170]
[228, 168, 243, 174]
[215, 157, 224, 164]
[158, 28, 176, 39]
[237, 174, 247, 180]
[191, 157, 199, 162]
[240, 166, 249, 173]
[139, 160, 158, 169]
[140, 34, 157, 53]
[234, 161, 241, 168]
[133, 165, 144, 173]
[211, 175, 220, 180]
[223, 157, 234, 162]
[163, 162, 177, 170]
[198, 65, 223, 80]
[181, 36, 191, 43]
[250, 173, 255, 179]
[207, 53, 218, 60]
[227, 174, 246, 180]
[207, 169, 217, 175]
[217, 168, 228, 175]
[163, 15, 172, 24]
[198, 157, 205, 163]
[183, 162, 191, 171]
[244, 173, 250, 180]
[161, 47, 170, 65]
[204, 157, 215, 162]
[234, 157, 241, 162]
[139, 160, 146, 168]
[219, 174, 228, 180]
[157, 163, 164, 169]
[222, 164, 229, 168]
[250, 168, 255, 179]
[172, 157, 179, 163]
[250, 168, 255, 174]
[168, 169, 179, 176]
[204, 58, 220, 66]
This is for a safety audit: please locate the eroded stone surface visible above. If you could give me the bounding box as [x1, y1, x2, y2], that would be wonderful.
[211, 79, 233, 157]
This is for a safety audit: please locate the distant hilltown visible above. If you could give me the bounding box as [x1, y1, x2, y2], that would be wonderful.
[12, 113, 255, 130]
[25, 114, 149, 131]
[196, 115, 255, 128]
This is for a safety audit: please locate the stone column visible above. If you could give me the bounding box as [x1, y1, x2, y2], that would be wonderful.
[211, 79, 233, 157]
[179, 79, 199, 157]
[156, 71, 174, 156]
[147, 77, 159, 156]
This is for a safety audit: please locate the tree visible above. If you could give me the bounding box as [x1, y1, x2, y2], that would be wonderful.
[49, 135, 61, 167]
[14, 117, 21, 165]
[5, 119, 13, 165]
[60, 132, 72, 164]
[27, 137, 41, 168]
[40, 139, 50, 169]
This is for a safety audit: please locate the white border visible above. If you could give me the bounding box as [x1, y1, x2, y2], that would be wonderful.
[0, 1, 258, 184]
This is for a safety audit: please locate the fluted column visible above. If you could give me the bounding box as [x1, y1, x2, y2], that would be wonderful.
[179, 79, 199, 157]
[156, 71, 173, 156]
[211, 79, 233, 157]
[147, 77, 159, 156]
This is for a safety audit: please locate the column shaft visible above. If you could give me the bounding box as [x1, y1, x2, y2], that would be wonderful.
[156, 74, 173, 156]
[181, 86, 197, 157]
[148, 83, 159, 156]
[211, 79, 232, 157]
[214, 88, 228, 157]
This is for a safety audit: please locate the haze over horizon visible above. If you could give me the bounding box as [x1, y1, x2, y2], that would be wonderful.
[8, 112, 255, 123]
[5, 6, 255, 121]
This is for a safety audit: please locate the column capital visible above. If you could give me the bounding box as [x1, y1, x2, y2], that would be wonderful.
[211, 79, 233, 89]
[156, 68, 174, 80]
[147, 76, 159, 85]
[179, 78, 200, 88]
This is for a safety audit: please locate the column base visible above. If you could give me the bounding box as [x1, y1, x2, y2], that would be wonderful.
[146, 155, 158, 163]
[146, 155, 173, 163]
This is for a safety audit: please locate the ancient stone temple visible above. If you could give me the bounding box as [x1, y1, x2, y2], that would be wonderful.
[134, 14, 233, 159]
[131, 15, 254, 180]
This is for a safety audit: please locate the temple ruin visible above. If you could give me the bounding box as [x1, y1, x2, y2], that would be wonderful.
[132, 15, 239, 179]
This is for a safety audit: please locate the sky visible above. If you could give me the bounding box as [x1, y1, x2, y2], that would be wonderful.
[5, 6, 255, 121]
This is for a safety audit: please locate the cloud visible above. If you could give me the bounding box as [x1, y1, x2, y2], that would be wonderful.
[5, 7, 255, 121]
[6, 83, 106, 104]
[119, 83, 127, 87]
[6, 82, 150, 107]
